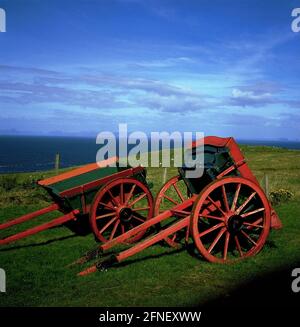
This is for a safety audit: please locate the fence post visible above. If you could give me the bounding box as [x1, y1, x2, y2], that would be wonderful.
[161, 168, 168, 204]
[55, 153, 60, 173]
[264, 173, 269, 199]
[162, 167, 168, 185]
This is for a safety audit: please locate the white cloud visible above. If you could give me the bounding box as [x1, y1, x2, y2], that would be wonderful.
[232, 88, 272, 100]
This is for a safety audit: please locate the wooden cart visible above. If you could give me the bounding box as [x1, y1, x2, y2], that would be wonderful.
[78, 136, 282, 275]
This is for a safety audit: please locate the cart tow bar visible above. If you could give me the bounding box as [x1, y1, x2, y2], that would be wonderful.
[67, 247, 105, 267]
[78, 256, 117, 276]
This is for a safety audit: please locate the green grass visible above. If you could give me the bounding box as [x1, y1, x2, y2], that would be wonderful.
[0, 145, 300, 307]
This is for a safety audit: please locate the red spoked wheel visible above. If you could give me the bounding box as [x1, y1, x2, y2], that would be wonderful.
[154, 175, 192, 248]
[89, 178, 153, 243]
[191, 177, 271, 263]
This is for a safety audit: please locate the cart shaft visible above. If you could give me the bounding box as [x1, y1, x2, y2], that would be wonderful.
[0, 204, 59, 231]
[0, 209, 79, 245]
[116, 216, 190, 262]
[100, 195, 197, 252]
[79, 215, 190, 276]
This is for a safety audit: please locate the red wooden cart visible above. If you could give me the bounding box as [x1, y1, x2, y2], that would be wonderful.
[78, 136, 282, 275]
[0, 157, 154, 245]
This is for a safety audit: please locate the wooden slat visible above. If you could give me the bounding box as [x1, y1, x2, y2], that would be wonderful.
[38, 157, 119, 186]
[59, 166, 144, 198]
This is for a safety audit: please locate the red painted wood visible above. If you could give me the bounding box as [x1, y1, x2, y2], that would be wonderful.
[100, 195, 197, 252]
[116, 216, 190, 262]
[154, 175, 192, 248]
[191, 177, 271, 263]
[78, 216, 190, 275]
[0, 204, 59, 231]
[89, 177, 154, 243]
[0, 210, 79, 245]
[38, 157, 119, 186]
[191, 136, 258, 183]
[78, 265, 97, 276]
[191, 136, 282, 229]
[60, 166, 144, 198]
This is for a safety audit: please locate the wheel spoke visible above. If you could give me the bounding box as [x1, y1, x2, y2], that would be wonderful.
[132, 206, 150, 212]
[241, 207, 265, 218]
[163, 194, 179, 205]
[236, 192, 256, 215]
[234, 235, 243, 257]
[109, 220, 120, 240]
[120, 183, 124, 204]
[128, 193, 147, 207]
[223, 231, 230, 260]
[231, 183, 241, 211]
[132, 215, 146, 223]
[208, 227, 226, 253]
[198, 222, 224, 238]
[99, 216, 118, 234]
[96, 212, 116, 220]
[201, 214, 225, 222]
[243, 218, 264, 229]
[121, 223, 125, 234]
[185, 227, 190, 242]
[240, 230, 257, 246]
[173, 183, 185, 202]
[221, 185, 230, 212]
[125, 184, 136, 205]
[107, 189, 120, 206]
[99, 202, 115, 211]
[207, 196, 226, 216]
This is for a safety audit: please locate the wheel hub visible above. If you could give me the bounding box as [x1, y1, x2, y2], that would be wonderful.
[227, 214, 243, 235]
[119, 207, 133, 223]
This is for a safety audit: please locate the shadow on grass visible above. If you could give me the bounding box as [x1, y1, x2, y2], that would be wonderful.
[201, 261, 300, 308]
[0, 234, 78, 252]
[110, 246, 187, 269]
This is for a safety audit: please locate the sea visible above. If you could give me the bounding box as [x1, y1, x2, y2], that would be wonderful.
[0, 135, 299, 174]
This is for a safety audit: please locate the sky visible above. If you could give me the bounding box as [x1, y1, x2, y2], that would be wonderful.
[0, 0, 300, 140]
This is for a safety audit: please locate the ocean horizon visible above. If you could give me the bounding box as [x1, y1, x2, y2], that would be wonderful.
[0, 135, 300, 174]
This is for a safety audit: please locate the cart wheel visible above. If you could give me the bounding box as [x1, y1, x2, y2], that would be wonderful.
[90, 178, 154, 243]
[191, 177, 271, 263]
[154, 175, 192, 248]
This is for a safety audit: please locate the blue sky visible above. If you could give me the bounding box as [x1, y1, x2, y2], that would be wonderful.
[0, 0, 299, 140]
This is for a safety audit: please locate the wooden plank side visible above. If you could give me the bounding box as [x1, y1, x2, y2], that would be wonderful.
[38, 157, 118, 186]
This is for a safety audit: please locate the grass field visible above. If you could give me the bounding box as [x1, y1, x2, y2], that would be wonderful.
[0, 144, 300, 307]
